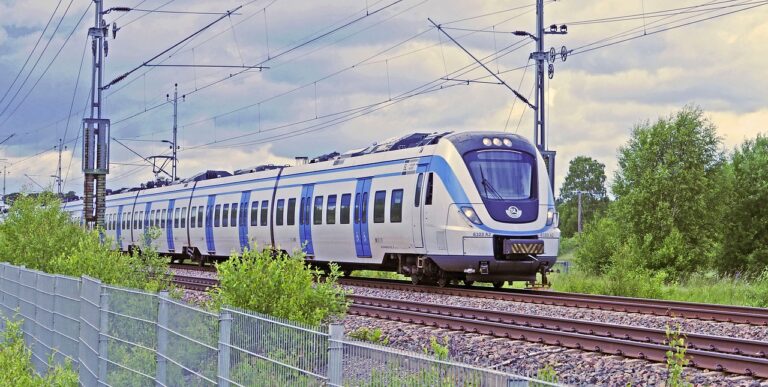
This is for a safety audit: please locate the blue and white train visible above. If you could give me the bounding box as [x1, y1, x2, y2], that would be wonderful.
[65, 131, 560, 287]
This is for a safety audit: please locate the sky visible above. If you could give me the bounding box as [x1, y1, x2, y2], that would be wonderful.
[0, 0, 765, 197]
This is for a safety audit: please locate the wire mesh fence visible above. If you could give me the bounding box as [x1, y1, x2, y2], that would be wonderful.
[0, 262, 558, 386]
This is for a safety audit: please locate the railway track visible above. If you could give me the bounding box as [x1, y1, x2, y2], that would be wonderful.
[170, 273, 768, 377]
[338, 277, 768, 326]
[348, 294, 768, 378]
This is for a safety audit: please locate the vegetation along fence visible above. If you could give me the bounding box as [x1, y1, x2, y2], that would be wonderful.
[0, 262, 556, 386]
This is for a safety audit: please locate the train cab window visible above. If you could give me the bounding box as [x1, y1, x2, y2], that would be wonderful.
[250, 201, 259, 226]
[162, 209, 167, 228]
[214, 205, 221, 227]
[222, 204, 229, 227]
[198, 207, 204, 228]
[391, 189, 404, 223]
[425, 173, 434, 205]
[313, 196, 323, 225]
[415, 173, 424, 207]
[231, 203, 238, 227]
[181, 207, 187, 228]
[276, 199, 285, 226]
[260, 200, 269, 226]
[190, 207, 196, 228]
[287, 198, 296, 225]
[340, 194, 351, 224]
[373, 191, 386, 223]
[326, 195, 337, 225]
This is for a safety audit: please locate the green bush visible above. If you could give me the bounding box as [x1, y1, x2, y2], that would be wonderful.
[210, 248, 348, 326]
[0, 317, 78, 386]
[349, 327, 389, 345]
[574, 216, 622, 275]
[0, 192, 171, 292]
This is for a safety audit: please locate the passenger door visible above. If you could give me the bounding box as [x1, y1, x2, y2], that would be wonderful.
[354, 178, 372, 257]
[412, 173, 425, 248]
[299, 185, 314, 255]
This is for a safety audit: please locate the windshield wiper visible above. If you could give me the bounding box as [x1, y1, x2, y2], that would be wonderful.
[479, 166, 503, 200]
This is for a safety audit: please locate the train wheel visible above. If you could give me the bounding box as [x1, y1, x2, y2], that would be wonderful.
[463, 280, 475, 288]
[436, 276, 449, 288]
[411, 274, 422, 285]
[492, 281, 505, 289]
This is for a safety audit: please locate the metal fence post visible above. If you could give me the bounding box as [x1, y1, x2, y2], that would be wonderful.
[328, 323, 344, 386]
[156, 291, 169, 386]
[98, 287, 110, 383]
[218, 311, 232, 387]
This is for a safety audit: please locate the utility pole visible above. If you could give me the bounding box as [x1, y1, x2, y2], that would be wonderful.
[166, 84, 184, 181]
[82, 0, 112, 228]
[577, 190, 583, 234]
[0, 159, 7, 204]
[54, 138, 66, 197]
[531, 0, 568, 191]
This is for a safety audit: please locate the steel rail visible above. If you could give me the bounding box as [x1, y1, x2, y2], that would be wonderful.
[339, 278, 768, 325]
[348, 296, 768, 378]
[171, 275, 217, 292]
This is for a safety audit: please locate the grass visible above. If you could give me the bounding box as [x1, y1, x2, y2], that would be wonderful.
[550, 270, 768, 308]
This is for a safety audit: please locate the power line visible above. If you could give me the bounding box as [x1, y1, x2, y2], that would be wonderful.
[0, 0, 77, 123]
[0, 0, 64, 109]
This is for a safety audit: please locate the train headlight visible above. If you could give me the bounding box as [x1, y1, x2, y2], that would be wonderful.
[492, 138, 502, 146]
[482, 138, 492, 146]
[460, 206, 483, 225]
[546, 208, 558, 226]
[503, 138, 512, 147]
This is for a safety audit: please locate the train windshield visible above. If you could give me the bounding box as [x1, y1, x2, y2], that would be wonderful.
[464, 150, 534, 200]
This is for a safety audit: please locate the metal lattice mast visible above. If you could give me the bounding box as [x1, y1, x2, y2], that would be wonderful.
[82, 0, 111, 228]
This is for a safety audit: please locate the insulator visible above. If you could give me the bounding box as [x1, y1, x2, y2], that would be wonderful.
[91, 40, 97, 56]
[112, 22, 118, 39]
[548, 64, 555, 79]
[104, 41, 109, 57]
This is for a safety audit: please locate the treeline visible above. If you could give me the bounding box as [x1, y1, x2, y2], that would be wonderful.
[559, 106, 767, 281]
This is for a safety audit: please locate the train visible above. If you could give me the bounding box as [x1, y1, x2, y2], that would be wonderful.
[64, 131, 560, 287]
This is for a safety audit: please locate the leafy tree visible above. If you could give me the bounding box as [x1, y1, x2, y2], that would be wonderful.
[718, 135, 768, 274]
[610, 106, 725, 275]
[557, 156, 609, 237]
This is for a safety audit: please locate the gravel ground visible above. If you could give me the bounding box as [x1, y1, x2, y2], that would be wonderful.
[344, 315, 768, 387]
[345, 285, 768, 343]
[172, 269, 768, 386]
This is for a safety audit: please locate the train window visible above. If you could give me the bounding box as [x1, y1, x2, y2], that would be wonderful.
[276, 199, 285, 226]
[354, 194, 360, 224]
[149, 210, 155, 228]
[415, 173, 424, 207]
[162, 209, 167, 228]
[260, 200, 269, 226]
[214, 205, 221, 227]
[181, 207, 187, 228]
[391, 189, 404, 223]
[373, 191, 386, 223]
[133, 212, 138, 229]
[326, 195, 337, 225]
[231, 203, 238, 227]
[287, 198, 296, 225]
[222, 204, 229, 227]
[250, 201, 259, 226]
[155, 210, 161, 228]
[138, 212, 142, 229]
[425, 173, 434, 205]
[190, 207, 197, 228]
[171, 208, 178, 228]
[340, 194, 351, 224]
[198, 207, 204, 228]
[313, 196, 323, 225]
[299, 198, 305, 225]
[122, 216, 125, 230]
[362, 192, 369, 224]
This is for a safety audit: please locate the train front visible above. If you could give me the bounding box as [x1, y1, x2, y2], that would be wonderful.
[435, 132, 560, 286]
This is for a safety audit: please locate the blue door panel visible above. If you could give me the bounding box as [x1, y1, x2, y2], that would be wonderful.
[354, 178, 373, 258]
[116, 205, 124, 250]
[166, 199, 176, 252]
[238, 191, 251, 251]
[205, 195, 216, 253]
[143, 202, 152, 247]
[299, 185, 314, 255]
